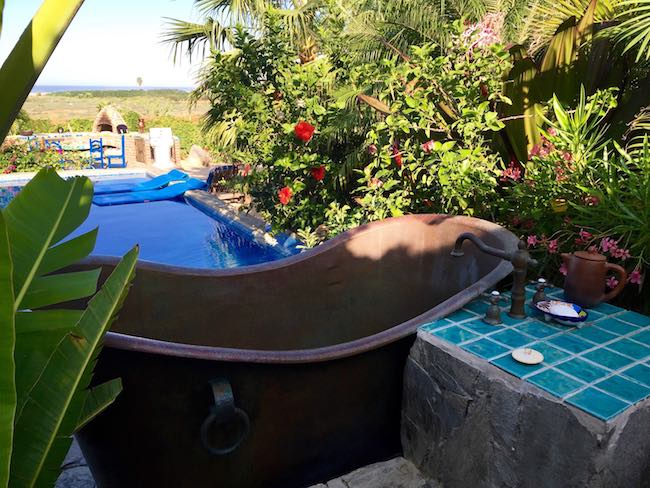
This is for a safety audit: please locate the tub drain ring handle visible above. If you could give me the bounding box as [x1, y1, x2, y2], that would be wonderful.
[200, 378, 250, 456]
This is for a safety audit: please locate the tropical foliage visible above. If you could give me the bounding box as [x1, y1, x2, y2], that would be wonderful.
[0, 168, 137, 487]
[163, 0, 650, 310]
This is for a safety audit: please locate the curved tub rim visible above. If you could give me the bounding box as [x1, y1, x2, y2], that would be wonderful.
[85, 214, 517, 364]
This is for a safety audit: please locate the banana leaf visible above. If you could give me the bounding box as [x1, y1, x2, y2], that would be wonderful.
[0, 212, 15, 488]
[75, 378, 123, 431]
[10, 246, 137, 487]
[503, 45, 541, 161]
[0, 168, 133, 486]
[0, 0, 86, 143]
[536, 0, 597, 104]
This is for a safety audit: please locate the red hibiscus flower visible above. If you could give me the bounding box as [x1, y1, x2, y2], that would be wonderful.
[311, 165, 326, 181]
[241, 163, 251, 177]
[278, 186, 293, 205]
[392, 145, 403, 167]
[294, 121, 315, 143]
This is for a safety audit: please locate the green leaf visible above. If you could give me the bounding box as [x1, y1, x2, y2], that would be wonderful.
[21, 270, 100, 310]
[0, 0, 87, 143]
[3, 168, 95, 311]
[10, 246, 138, 487]
[0, 212, 15, 487]
[75, 379, 122, 431]
[502, 45, 541, 161]
[14, 310, 82, 415]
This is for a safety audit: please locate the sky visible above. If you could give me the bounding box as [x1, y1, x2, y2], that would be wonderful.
[0, 0, 204, 87]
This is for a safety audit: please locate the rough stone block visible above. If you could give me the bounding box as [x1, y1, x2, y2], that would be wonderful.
[402, 332, 650, 488]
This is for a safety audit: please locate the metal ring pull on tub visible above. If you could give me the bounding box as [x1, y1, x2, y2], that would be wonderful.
[200, 378, 250, 455]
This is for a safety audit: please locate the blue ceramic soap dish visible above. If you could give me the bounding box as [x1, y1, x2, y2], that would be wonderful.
[534, 299, 589, 326]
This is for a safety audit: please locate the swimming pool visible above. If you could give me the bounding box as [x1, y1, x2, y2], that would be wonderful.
[0, 174, 290, 269]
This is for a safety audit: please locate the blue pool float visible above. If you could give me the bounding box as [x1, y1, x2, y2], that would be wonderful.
[92, 178, 207, 206]
[93, 169, 190, 195]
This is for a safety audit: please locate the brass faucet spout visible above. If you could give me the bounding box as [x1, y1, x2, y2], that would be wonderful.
[451, 232, 536, 319]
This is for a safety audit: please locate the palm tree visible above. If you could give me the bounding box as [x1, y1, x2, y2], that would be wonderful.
[162, 0, 321, 63]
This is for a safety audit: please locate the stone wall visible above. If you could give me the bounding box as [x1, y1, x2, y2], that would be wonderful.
[402, 332, 650, 488]
[5, 132, 182, 166]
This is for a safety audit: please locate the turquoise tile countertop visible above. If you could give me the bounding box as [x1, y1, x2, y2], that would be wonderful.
[419, 285, 650, 421]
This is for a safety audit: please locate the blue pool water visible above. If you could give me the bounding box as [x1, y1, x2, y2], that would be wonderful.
[0, 176, 286, 269]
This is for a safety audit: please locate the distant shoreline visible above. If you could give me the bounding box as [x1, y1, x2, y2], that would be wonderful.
[32, 85, 193, 94]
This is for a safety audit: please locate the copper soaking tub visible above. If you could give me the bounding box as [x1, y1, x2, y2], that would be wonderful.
[76, 214, 518, 487]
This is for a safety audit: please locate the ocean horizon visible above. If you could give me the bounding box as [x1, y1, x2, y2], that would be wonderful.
[32, 85, 193, 93]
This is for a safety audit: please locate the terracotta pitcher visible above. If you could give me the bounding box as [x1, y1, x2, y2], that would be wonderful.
[562, 251, 627, 308]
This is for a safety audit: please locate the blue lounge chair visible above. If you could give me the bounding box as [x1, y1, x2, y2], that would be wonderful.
[107, 134, 127, 168]
[92, 178, 206, 206]
[94, 169, 190, 195]
[89, 138, 104, 168]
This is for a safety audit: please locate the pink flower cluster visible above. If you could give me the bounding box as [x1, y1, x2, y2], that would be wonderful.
[574, 229, 592, 246]
[3, 165, 16, 174]
[500, 162, 522, 182]
[528, 136, 555, 159]
[526, 234, 558, 254]
[599, 237, 631, 260]
[629, 270, 643, 285]
[462, 13, 504, 50]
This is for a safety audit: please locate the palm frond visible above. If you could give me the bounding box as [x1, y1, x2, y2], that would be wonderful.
[520, 0, 618, 54]
[162, 17, 232, 63]
[625, 106, 650, 152]
[614, 0, 650, 62]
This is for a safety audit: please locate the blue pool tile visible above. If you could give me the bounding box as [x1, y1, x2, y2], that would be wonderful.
[491, 355, 544, 378]
[462, 339, 509, 360]
[499, 314, 531, 326]
[555, 358, 609, 383]
[549, 334, 595, 354]
[528, 369, 584, 397]
[421, 318, 453, 332]
[532, 342, 570, 364]
[517, 322, 561, 339]
[566, 388, 629, 420]
[433, 326, 480, 345]
[491, 329, 533, 348]
[594, 318, 638, 336]
[622, 364, 650, 387]
[570, 326, 618, 345]
[607, 339, 650, 360]
[584, 309, 606, 321]
[445, 309, 479, 323]
[617, 311, 650, 327]
[464, 300, 490, 315]
[461, 319, 505, 335]
[630, 329, 650, 347]
[595, 375, 650, 403]
[583, 348, 634, 370]
[545, 287, 565, 297]
[590, 302, 623, 315]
